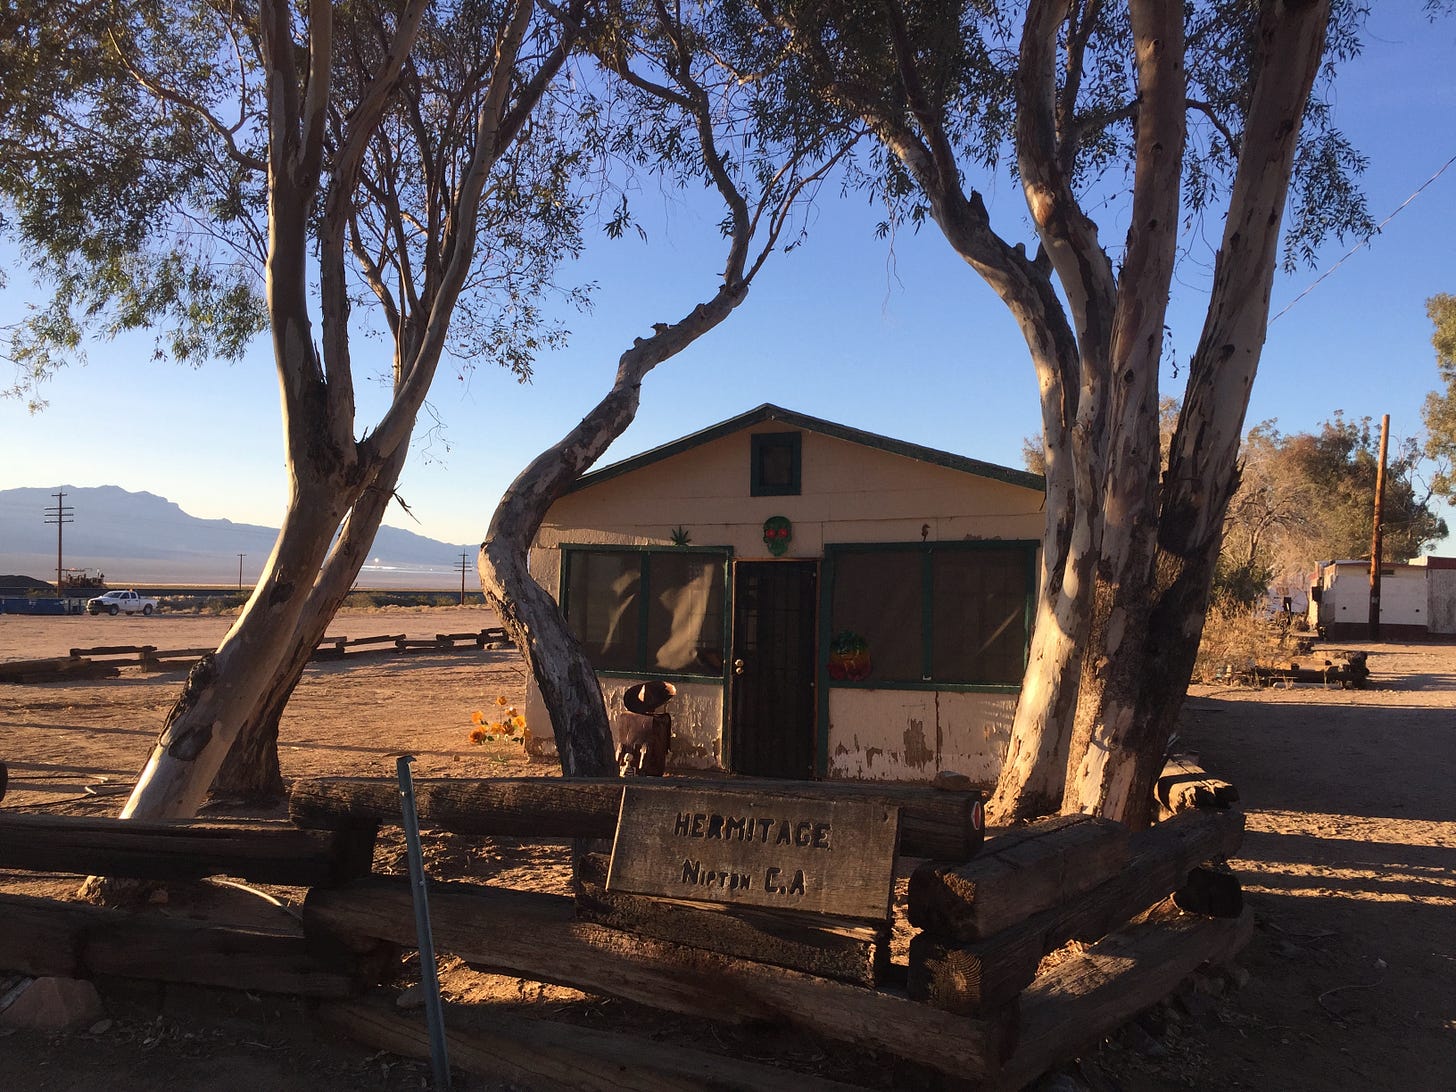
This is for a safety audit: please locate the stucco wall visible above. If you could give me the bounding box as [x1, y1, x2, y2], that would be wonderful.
[824, 688, 1014, 784]
[1319, 563, 1427, 631]
[523, 677, 724, 771]
[522, 421, 1043, 782]
[535, 426, 1045, 554]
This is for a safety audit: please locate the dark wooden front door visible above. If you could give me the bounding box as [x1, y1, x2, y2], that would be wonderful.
[729, 561, 818, 778]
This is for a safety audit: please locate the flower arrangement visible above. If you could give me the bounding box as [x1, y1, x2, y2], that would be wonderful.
[469, 695, 527, 744]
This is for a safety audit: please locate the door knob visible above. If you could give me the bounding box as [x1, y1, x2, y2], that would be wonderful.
[733, 658, 745, 675]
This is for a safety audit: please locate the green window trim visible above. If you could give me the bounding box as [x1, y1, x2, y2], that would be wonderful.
[751, 432, 802, 496]
[559, 544, 733, 681]
[820, 540, 1037, 689]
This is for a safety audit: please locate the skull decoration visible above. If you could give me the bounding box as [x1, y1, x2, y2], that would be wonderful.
[763, 515, 792, 556]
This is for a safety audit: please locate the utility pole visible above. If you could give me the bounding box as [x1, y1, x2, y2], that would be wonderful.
[43, 491, 74, 591]
[1368, 413, 1390, 639]
[456, 550, 470, 606]
[238, 553, 246, 589]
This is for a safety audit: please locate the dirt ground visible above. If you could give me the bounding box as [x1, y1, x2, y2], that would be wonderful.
[2, 606, 1454, 1090]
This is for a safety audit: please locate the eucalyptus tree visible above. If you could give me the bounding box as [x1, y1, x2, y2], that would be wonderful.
[2, 0, 589, 820]
[477, 0, 857, 775]
[759, 0, 1372, 825]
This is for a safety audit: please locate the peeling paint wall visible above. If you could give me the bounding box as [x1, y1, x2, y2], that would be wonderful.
[523, 677, 723, 770]
[524, 418, 1043, 783]
[1428, 568, 1456, 634]
[824, 688, 1015, 783]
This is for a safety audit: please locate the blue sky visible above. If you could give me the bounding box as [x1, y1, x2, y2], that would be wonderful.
[2, 7, 1454, 577]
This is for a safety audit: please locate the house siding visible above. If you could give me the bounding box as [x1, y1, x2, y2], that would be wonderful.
[524, 415, 1044, 784]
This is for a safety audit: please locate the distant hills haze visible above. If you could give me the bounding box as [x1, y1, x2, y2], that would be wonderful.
[0, 485, 474, 589]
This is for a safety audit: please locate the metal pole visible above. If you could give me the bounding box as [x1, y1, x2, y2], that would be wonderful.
[1369, 414, 1390, 639]
[395, 755, 451, 1090]
[457, 550, 469, 606]
[44, 491, 74, 593]
[238, 553, 246, 590]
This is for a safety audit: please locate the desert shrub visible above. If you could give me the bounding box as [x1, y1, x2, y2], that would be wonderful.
[1193, 595, 1292, 684]
[342, 591, 472, 610]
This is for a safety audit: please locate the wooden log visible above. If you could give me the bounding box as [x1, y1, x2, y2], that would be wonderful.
[304, 878, 1018, 1082]
[0, 657, 120, 683]
[0, 813, 377, 886]
[345, 633, 406, 647]
[994, 900, 1254, 1091]
[0, 893, 372, 997]
[68, 645, 155, 657]
[1156, 754, 1239, 814]
[290, 776, 984, 861]
[577, 853, 887, 987]
[139, 647, 214, 671]
[908, 814, 1129, 941]
[322, 995, 872, 1092]
[907, 807, 1244, 1013]
[394, 638, 441, 651]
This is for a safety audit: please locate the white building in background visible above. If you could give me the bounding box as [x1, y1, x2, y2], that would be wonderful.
[1309, 556, 1456, 639]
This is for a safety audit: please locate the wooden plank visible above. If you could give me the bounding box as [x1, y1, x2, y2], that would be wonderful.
[1156, 754, 1239, 814]
[995, 900, 1254, 1090]
[0, 656, 121, 684]
[290, 776, 984, 860]
[0, 893, 369, 997]
[607, 785, 899, 922]
[0, 813, 377, 886]
[68, 645, 155, 657]
[907, 807, 1244, 1013]
[323, 995, 873, 1092]
[577, 853, 887, 986]
[304, 878, 1017, 1083]
[908, 814, 1129, 941]
[344, 633, 406, 646]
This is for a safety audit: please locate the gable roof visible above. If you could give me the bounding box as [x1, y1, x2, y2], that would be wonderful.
[566, 404, 1045, 495]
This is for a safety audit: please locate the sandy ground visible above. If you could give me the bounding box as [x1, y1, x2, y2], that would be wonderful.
[1, 606, 1454, 1089]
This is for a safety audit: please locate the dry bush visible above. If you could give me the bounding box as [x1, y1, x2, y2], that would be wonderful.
[1193, 596, 1294, 684]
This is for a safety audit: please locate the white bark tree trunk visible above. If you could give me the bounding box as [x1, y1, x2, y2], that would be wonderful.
[479, 288, 748, 777]
[213, 445, 410, 800]
[1063, 0, 1330, 826]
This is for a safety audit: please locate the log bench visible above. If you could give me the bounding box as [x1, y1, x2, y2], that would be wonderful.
[0, 813, 383, 998]
[291, 769, 1249, 1088]
[0, 761, 1249, 1089]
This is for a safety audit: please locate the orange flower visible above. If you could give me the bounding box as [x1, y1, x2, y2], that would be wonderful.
[495, 695, 510, 707]
[471, 710, 486, 727]
[469, 726, 490, 744]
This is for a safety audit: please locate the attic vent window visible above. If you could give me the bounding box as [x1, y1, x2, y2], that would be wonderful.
[751, 432, 801, 497]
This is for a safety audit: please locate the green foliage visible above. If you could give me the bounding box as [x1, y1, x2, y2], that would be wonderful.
[1222, 415, 1447, 593]
[0, 0, 586, 405]
[1210, 555, 1275, 608]
[760, 1, 1372, 271]
[1421, 293, 1456, 499]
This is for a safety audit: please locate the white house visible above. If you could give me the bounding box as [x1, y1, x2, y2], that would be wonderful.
[521, 404, 1046, 784]
[1309, 556, 1456, 638]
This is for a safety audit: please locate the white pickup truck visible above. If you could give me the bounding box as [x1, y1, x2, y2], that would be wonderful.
[87, 590, 159, 616]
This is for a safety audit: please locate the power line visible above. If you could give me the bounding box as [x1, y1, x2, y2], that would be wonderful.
[1271, 150, 1456, 324]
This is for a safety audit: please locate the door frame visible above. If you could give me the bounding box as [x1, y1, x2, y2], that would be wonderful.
[726, 558, 820, 778]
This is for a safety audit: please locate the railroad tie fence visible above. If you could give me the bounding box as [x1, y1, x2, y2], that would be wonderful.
[0, 628, 516, 683]
[0, 758, 1246, 1090]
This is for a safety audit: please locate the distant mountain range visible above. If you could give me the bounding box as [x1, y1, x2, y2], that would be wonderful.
[0, 485, 473, 588]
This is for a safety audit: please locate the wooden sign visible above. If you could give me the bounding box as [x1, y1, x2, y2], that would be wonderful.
[606, 785, 901, 922]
